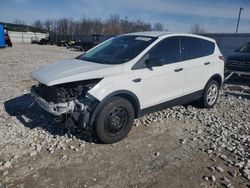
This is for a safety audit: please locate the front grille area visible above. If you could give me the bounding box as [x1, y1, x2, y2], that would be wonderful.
[227, 60, 250, 67]
[226, 60, 250, 72]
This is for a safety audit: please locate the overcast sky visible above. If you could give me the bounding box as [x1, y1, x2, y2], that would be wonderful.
[0, 0, 249, 33]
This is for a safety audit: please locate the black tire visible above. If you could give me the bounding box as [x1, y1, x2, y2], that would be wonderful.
[199, 80, 219, 108]
[8, 41, 12, 47]
[94, 97, 134, 144]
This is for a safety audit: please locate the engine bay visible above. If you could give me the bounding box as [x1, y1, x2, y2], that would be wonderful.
[31, 79, 101, 103]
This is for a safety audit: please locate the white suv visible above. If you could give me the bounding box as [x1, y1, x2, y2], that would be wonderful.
[31, 32, 224, 143]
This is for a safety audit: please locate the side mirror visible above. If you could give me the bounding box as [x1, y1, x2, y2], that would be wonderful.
[145, 58, 164, 68]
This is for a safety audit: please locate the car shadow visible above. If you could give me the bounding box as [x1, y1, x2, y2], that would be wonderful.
[4, 94, 97, 143]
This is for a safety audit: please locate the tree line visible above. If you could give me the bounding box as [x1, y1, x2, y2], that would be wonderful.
[13, 14, 206, 35]
[29, 14, 166, 35]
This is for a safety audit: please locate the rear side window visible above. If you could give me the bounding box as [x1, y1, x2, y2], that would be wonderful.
[180, 37, 215, 61]
[148, 37, 181, 65]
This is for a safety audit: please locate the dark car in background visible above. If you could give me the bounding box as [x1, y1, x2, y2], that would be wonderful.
[38, 37, 54, 45]
[38, 37, 50, 45]
[69, 34, 106, 51]
[225, 42, 250, 76]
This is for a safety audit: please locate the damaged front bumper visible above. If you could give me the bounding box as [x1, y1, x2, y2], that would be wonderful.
[30, 87, 99, 129]
[31, 90, 75, 116]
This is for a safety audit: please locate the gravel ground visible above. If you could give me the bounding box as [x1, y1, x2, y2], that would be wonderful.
[0, 44, 250, 188]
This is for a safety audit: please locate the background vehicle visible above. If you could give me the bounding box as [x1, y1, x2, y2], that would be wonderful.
[225, 42, 250, 77]
[31, 32, 224, 144]
[69, 35, 105, 51]
[38, 37, 50, 45]
[57, 40, 68, 47]
[4, 26, 12, 47]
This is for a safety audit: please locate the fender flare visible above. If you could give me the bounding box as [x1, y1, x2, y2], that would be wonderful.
[206, 74, 223, 89]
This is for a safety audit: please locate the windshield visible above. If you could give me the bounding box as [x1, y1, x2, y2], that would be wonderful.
[238, 42, 250, 53]
[78, 35, 157, 64]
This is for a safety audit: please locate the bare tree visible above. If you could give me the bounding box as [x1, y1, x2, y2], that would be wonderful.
[79, 17, 93, 35]
[74, 21, 82, 35]
[57, 18, 71, 34]
[91, 19, 103, 34]
[68, 18, 75, 35]
[36, 14, 168, 35]
[153, 23, 164, 31]
[50, 19, 58, 33]
[44, 18, 53, 32]
[120, 17, 133, 33]
[190, 23, 206, 34]
[129, 19, 152, 32]
[104, 14, 121, 35]
[33, 19, 43, 29]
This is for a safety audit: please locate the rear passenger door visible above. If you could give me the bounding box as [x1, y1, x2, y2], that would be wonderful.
[180, 36, 215, 95]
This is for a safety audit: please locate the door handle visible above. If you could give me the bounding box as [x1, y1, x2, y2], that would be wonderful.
[133, 78, 142, 83]
[174, 68, 183, 72]
[204, 62, 210, 65]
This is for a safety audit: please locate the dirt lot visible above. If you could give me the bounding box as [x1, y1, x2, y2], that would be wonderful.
[0, 44, 250, 188]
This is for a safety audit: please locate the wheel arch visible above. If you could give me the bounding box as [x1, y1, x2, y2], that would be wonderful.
[89, 90, 141, 126]
[207, 74, 223, 89]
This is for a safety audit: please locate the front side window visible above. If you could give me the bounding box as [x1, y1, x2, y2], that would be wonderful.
[148, 37, 181, 65]
[238, 42, 250, 53]
[78, 35, 157, 64]
[180, 36, 215, 61]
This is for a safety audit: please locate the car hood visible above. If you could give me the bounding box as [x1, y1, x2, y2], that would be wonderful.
[227, 52, 250, 62]
[31, 59, 123, 86]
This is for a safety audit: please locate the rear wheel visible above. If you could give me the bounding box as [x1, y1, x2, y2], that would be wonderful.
[199, 80, 219, 108]
[95, 97, 134, 144]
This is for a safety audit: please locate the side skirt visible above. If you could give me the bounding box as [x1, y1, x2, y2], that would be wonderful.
[138, 90, 203, 117]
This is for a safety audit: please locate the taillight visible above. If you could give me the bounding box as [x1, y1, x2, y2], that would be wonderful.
[219, 56, 225, 61]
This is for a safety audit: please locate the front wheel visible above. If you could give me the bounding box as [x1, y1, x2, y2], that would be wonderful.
[199, 80, 219, 108]
[94, 97, 134, 144]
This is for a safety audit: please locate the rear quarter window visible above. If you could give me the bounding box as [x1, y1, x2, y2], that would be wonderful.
[181, 36, 215, 61]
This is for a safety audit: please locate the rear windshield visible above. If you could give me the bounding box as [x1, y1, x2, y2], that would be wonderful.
[78, 35, 157, 64]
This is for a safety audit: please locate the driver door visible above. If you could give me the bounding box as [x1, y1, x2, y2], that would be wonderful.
[140, 37, 184, 109]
